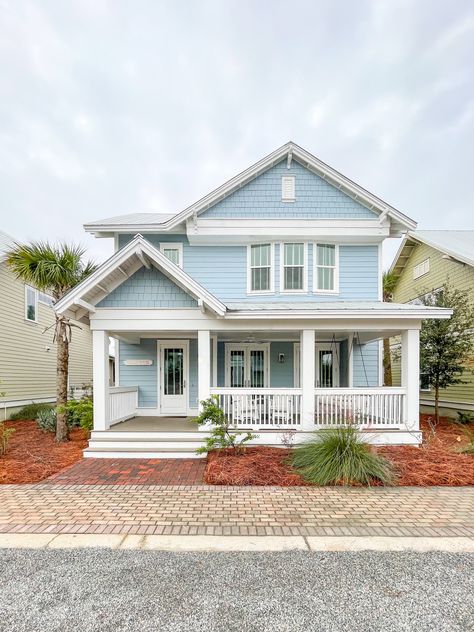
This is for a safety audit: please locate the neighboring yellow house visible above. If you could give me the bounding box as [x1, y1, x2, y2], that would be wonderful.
[390, 230, 474, 417]
[0, 231, 93, 420]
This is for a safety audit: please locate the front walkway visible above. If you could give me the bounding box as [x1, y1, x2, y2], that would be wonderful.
[0, 485, 473, 537]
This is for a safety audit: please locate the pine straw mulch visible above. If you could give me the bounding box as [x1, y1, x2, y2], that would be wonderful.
[204, 415, 474, 487]
[0, 420, 88, 484]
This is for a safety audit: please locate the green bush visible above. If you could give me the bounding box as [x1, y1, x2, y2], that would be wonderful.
[36, 408, 57, 433]
[9, 403, 54, 421]
[60, 398, 93, 436]
[456, 411, 474, 425]
[291, 425, 396, 486]
[0, 422, 15, 456]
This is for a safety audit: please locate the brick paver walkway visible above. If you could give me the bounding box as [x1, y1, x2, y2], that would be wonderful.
[0, 485, 473, 537]
[47, 458, 206, 485]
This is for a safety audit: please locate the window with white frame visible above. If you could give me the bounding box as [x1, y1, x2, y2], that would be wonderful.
[248, 244, 273, 293]
[281, 176, 295, 201]
[282, 243, 306, 292]
[413, 258, 430, 279]
[38, 291, 54, 307]
[315, 244, 338, 293]
[160, 243, 183, 268]
[25, 285, 38, 322]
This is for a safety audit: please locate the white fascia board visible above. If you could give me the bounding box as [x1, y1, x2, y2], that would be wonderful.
[84, 224, 187, 236]
[55, 235, 226, 317]
[225, 307, 453, 320]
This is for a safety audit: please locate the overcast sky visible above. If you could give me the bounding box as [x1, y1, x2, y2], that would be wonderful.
[1, 0, 473, 268]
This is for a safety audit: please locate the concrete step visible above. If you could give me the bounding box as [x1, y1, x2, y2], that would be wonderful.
[84, 446, 206, 459]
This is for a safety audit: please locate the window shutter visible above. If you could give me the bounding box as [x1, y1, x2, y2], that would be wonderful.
[281, 176, 295, 201]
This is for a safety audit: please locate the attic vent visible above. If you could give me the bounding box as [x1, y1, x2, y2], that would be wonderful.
[281, 176, 295, 202]
[413, 258, 430, 279]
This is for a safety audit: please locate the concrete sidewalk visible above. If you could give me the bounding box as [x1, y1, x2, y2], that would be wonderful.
[0, 484, 473, 538]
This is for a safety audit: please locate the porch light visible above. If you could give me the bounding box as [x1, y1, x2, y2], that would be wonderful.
[278, 353, 285, 363]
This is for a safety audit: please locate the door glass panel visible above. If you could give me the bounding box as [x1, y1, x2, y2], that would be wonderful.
[319, 350, 333, 388]
[250, 350, 265, 387]
[164, 348, 183, 395]
[230, 350, 245, 387]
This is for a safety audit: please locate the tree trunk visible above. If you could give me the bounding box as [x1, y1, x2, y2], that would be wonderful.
[434, 383, 440, 425]
[56, 320, 70, 442]
[383, 338, 392, 386]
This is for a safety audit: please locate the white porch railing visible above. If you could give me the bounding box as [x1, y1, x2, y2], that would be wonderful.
[210, 388, 302, 428]
[109, 386, 138, 425]
[314, 387, 406, 428]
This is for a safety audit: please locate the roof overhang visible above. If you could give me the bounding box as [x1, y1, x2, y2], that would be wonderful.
[54, 234, 227, 321]
[85, 142, 417, 236]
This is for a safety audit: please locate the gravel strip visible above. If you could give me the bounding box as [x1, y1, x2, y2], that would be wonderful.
[0, 549, 472, 631]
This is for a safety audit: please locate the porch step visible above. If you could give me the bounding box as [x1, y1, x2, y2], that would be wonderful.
[85, 430, 209, 459]
[84, 446, 206, 459]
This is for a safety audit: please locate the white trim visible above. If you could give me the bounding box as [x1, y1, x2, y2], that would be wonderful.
[24, 285, 38, 323]
[159, 242, 183, 268]
[211, 335, 218, 387]
[224, 343, 270, 387]
[313, 243, 339, 294]
[280, 242, 308, 294]
[348, 333, 354, 387]
[247, 243, 275, 295]
[157, 340, 190, 415]
[378, 339, 384, 386]
[113, 233, 119, 252]
[378, 242, 383, 301]
[413, 257, 430, 279]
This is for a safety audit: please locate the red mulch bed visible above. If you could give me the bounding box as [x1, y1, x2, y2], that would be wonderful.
[0, 420, 88, 484]
[204, 415, 474, 487]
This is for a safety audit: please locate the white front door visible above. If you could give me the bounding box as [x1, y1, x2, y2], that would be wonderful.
[159, 342, 188, 415]
[225, 344, 269, 387]
[315, 343, 340, 387]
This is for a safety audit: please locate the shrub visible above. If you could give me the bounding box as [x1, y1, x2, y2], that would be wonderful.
[60, 398, 93, 436]
[0, 422, 15, 456]
[36, 408, 57, 433]
[9, 403, 54, 421]
[193, 396, 258, 454]
[456, 411, 474, 425]
[458, 427, 474, 455]
[291, 425, 396, 486]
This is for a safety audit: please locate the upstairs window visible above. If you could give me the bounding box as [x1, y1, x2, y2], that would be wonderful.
[25, 285, 38, 322]
[160, 243, 183, 268]
[39, 292, 54, 307]
[413, 258, 429, 279]
[282, 243, 306, 292]
[248, 244, 273, 293]
[281, 176, 295, 201]
[315, 244, 338, 293]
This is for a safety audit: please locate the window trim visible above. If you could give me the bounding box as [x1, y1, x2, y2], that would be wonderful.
[280, 242, 308, 294]
[281, 176, 295, 202]
[159, 242, 183, 268]
[24, 285, 38, 323]
[38, 291, 54, 307]
[314, 243, 340, 294]
[247, 243, 275, 295]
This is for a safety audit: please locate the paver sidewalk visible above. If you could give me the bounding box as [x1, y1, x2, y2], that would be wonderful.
[0, 485, 473, 537]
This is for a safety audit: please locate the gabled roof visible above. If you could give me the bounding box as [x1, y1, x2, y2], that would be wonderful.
[85, 142, 417, 234]
[390, 230, 474, 276]
[54, 234, 226, 319]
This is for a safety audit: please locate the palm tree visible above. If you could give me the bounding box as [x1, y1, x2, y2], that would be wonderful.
[7, 242, 95, 442]
[382, 271, 399, 386]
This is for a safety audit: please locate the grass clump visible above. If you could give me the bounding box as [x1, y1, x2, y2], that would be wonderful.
[9, 403, 54, 421]
[291, 425, 396, 486]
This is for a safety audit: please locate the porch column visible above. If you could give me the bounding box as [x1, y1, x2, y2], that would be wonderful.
[301, 329, 315, 431]
[198, 329, 211, 411]
[401, 329, 420, 431]
[92, 330, 110, 431]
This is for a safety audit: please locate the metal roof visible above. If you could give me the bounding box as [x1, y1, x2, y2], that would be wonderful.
[226, 301, 443, 312]
[85, 212, 176, 227]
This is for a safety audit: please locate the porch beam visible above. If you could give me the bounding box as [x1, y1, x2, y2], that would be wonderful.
[198, 330, 211, 411]
[93, 330, 110, 431]
[301, 329, 315, 430]
[401, 329, 420, 431]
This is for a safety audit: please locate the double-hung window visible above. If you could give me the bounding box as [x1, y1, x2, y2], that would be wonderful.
[248, 244, 273, 293]
[282, 243, 306, 292]
[315, 244, 339, 293]
[160, 243, 183, 268]
[25, 285, 38, 322]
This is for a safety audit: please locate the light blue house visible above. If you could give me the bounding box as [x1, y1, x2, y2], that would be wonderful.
[56, 142, 450, 457]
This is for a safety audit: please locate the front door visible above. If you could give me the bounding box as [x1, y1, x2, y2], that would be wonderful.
[315, 343, 340, 387]
[226, 344, 269, 387]
[159, 342, 188, 415]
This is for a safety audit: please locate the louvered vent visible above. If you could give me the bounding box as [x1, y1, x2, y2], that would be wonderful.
[281, 176, 295, 201]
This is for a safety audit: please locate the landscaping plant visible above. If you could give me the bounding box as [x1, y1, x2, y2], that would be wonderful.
[9, 402, 54, 421]
[194, 396, 257, 454]
[291, 425, 396, 486]
[0, 422, 14, 456]
[59, 398, 93, 437]
[7, 242, 96, 442]
[36, 408, 57, 433]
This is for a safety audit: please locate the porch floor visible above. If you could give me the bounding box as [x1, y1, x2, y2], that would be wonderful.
[110, 416, 197, 432]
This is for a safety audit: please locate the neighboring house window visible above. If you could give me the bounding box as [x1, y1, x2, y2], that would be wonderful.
[315, 243, 339, 293]
[25, 285, 38, 322]
[38, 291, 54, 307]
[160, 243, 183, 268]
[281, 243, 306, 292]
[413, 258, 430, 279]
[420, 373, 431, 391]
[248, 244, 274, 293]
[281, 176, 295, 202]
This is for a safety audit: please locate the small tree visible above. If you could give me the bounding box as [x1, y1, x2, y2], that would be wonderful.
[419, 284, 474, 423]
[382, 271, 399, 386]
[7, 242, 95, 442]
